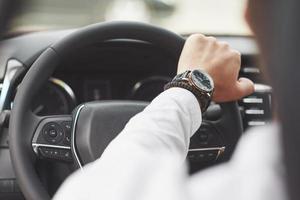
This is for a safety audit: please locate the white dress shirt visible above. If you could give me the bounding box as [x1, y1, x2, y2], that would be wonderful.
[54, 88, 287, 200]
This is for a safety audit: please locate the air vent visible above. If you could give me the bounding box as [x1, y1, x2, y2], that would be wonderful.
[241, 67, 260, 74]
[240, 65, 265, 83]
[239, 83, 272, 130]
[239, 56, 272, 130]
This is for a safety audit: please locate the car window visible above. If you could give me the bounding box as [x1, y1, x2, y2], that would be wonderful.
[12, 0, 250, 35]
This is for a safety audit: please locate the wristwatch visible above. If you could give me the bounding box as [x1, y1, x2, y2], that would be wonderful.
[164, 69, 214, 113]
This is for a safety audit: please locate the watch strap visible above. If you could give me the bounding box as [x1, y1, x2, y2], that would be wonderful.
[164, 81, 211, 113]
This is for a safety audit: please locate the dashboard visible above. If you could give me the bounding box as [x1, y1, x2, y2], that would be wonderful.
[0, 30, 273, 199]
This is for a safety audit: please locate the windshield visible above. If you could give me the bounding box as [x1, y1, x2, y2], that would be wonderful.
[12, 0, 250, 35]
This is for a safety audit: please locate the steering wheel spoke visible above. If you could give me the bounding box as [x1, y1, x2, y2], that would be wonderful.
[32, 115, 73, 163]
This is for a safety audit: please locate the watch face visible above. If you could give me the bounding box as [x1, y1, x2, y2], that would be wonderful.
[190, 70, 214, 92]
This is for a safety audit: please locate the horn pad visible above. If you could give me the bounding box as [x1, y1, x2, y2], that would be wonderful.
[74, 101, 148, 165]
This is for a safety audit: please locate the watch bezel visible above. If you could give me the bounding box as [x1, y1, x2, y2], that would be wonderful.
[189, 69, 214, 93]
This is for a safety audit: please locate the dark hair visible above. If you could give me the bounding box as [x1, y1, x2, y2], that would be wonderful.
[248, 1, 300, 200]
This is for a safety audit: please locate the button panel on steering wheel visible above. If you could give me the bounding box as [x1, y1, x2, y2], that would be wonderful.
[32, 116, 73, 162]
[188, 121, 225, 164]
[42, 122, 64, 144]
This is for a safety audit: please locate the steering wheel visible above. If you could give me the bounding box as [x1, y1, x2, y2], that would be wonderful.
[9, 22, 243, 200]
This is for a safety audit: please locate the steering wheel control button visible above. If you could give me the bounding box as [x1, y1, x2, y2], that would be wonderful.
[42, 122, 64, 144]
[190, 123, 225, 149]
[61, 121, 72, 145]
[0, 180, 14, 193]
[49, 129, 58, 138]
[60, 149, 73, 162]
[188, 149, 220, 163]
[38, 147, 73, 162]
[199, 132, 209, 143]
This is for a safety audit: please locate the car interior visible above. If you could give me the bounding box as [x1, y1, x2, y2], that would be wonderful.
[0, 0, 273, 199]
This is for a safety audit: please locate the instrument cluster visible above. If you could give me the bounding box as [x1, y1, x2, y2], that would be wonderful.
[129, 76, 172, 101]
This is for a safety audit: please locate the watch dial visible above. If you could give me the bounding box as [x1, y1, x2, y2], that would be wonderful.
[191, 70, 213, 91]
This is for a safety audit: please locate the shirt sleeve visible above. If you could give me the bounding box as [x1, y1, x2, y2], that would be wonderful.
[53, 87, 202, 200]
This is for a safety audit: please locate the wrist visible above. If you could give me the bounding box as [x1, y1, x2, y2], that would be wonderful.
[165, 69, 214, 113]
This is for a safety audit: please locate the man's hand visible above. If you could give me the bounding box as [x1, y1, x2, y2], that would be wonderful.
[177, 34, 255, 102]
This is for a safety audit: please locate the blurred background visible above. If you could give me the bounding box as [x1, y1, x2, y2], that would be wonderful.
[11, 0, 250, 35]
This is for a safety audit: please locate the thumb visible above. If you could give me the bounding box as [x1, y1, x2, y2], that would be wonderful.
[234, 77, 255, 99]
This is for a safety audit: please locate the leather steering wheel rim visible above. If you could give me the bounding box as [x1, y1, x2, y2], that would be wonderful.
[9, 21, 243, 200]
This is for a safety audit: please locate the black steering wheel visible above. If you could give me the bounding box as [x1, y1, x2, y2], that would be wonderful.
[9, 22, 243, 200]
